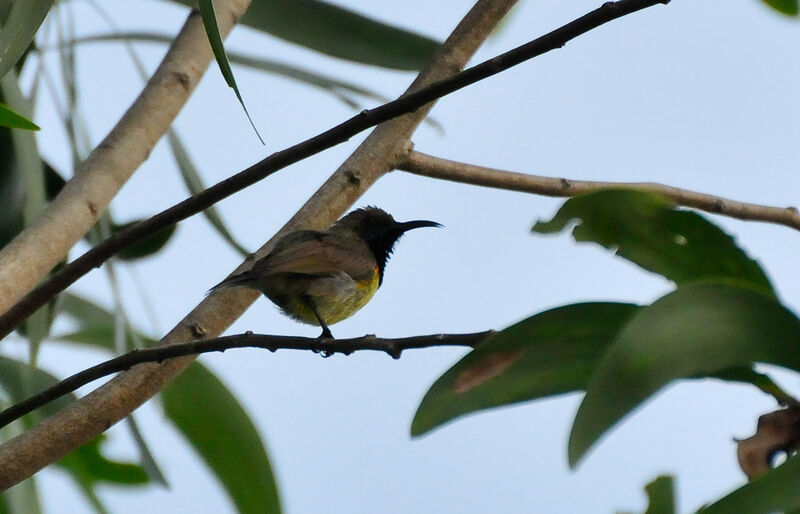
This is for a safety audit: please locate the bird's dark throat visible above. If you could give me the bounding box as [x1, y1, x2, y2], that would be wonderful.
[366, 232, 402, 287]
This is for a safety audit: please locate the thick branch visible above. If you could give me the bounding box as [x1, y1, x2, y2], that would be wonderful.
[0, 0, 527, 490]
[0, 0, 669, 340]
[0, 0, 251, 314]
[399, 151, 800, 231]
[0, 331, 492, 430]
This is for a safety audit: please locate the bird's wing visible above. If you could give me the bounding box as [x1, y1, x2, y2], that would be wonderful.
[251, 231, 376, 280]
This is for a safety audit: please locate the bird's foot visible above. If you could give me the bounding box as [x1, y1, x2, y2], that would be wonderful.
[316, 328, 335, 357]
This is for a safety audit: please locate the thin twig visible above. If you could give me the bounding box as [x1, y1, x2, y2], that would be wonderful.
[0, 0, 670, 340]
[398, 151, 800, 231]
[0, 331, 492, 431]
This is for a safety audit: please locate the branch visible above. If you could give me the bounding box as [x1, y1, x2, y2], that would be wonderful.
[0, 0, 252, 314]
[0, 0, 670, 340]
[0, 331, 492, 430]
[399, 151, 800, 231]
[0, 0, 523, 490]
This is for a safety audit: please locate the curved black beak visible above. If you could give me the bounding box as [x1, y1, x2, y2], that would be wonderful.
[396, 219, 442, 233]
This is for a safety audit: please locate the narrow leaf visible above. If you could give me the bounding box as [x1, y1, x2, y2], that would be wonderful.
[0, 125, 23, 250]
[59, 293, 116, 330]
[166, 131, 249, 256]
[2, 70, 49, 359]
[53, 292, 167, 487]
[197, 0, 262, 143]
[411, 303, 640, 436]
[168, 0, 439, 70]
[0, 102, 38, 130]
[0, 0, 54, 80]
[56, 294, 156, 351]
[162, 363, 281, 514]
[569, 282, 800, 467]
[0, 476, 42, 514]
[63, 33, 386, 108]
[533, 190, 774, 297]
[701, 454, 800, 513]
[113, 219, 176, 261]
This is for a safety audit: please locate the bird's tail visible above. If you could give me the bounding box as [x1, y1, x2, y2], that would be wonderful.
[206, 272, 253, 296]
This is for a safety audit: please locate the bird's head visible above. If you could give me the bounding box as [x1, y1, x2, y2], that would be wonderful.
[333, 206, 441, 284]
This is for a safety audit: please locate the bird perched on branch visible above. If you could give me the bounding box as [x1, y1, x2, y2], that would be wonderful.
[209, 206, 440, 338]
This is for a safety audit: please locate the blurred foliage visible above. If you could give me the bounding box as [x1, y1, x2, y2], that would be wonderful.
[0, 1, 797, 513]
[0, 0, 440, 510]
[162, 363, 281, 514]
[418, 190, 800, 509]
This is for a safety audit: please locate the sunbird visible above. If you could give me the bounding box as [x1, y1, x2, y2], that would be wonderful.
[210, 206, 440, 338]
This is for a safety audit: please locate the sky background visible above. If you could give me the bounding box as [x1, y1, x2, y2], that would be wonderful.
[7, 0, 799, 512]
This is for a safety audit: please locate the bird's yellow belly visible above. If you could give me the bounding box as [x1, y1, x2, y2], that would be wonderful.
[279, 269, 379, 326]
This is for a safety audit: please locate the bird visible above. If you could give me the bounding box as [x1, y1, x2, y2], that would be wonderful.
[209, 206, 441, 338]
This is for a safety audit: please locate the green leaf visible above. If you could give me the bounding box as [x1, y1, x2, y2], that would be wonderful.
[63, 32, 387, 109]
[411, 303, 640, 436]
[644, 475, 676, 514]
[761, 0, 799, 15]
[59, 437, 149, 487]
[533, 190, 775, 297]
[124, 416, 168, 487]
[165, 131, 249, 256]
[56, 294, 156, 351]
[701, 454, 800, 513]
[2, 70, 49, 359]
[52, 294, 167, 489]
[169, 0, 439, 70]
[0, 126, 23, 250]
[0, 158, 64, 250]
[711, 367, 798, 407]
[0, 0, 54, 80]
[569, 282, 800, 467]
[0, 476, 42, 514]
[113, 219, 176, 261]
[0, 71, 43, 234]
[162, 363, 281, 514]
[0, 357, 148, 489]
[43, 161, 66, 200]
[59, 293, 117, 333]
[0, 102, 38, 130]
[197, 0, 262, 144]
